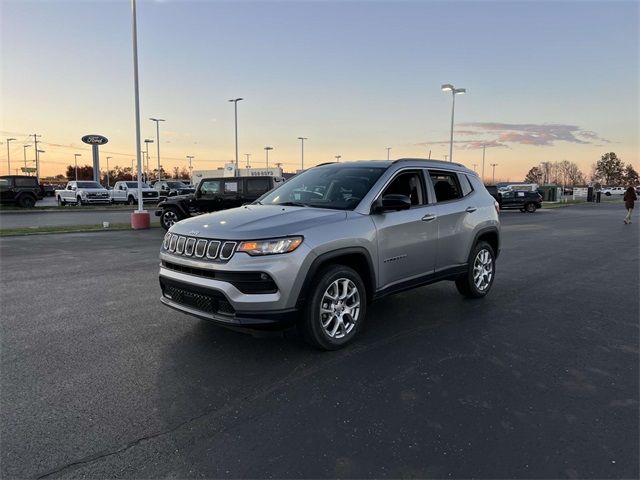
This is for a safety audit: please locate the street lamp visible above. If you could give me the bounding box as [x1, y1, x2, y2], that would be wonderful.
[5, 138, 16, 174]
[264, 146, 273, 168]
[245, 153, 251, 169]
[36, 150, 45, 181]
[74, 154, 82, 180]
[144, 139, 154, 179]
[106, 157, 112, 187]
[297, 137, 308, 170]
[335, 155, 341, 162]
[229, 98, 243, 169]
[491, 163, 498, 184]
[149, 118, 165, 180]
[23, 145, 31, 173]
[386, 147, 391, 161]
[441, 83, 466, 162]
[186, 155, 194, 184]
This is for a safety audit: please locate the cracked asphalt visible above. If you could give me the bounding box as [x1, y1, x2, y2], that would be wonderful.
[1, 203, 638, 478]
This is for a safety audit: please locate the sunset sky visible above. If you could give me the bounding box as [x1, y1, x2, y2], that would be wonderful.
[1, 0, 638, 181]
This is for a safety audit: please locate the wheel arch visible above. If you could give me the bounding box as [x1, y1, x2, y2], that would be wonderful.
[295, 247, 376, 309]
[473, 227, 500, 259]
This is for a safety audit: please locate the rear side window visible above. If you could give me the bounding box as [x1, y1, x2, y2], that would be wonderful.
[200, 180, 221, 196]
[14, 177, 37, 187]
[429, 171, 463, 202]
[246, 178, 271, 195]
[0, 179, 10, 187]
[458, 174, 474, 197]
[224, 180, 240, 193]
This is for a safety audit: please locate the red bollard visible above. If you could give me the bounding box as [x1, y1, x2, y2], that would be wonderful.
[131, 210, 151, 229]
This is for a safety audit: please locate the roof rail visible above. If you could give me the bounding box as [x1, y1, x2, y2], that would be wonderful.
[314, 161, 338, 167]
[393, 158, 466, 168]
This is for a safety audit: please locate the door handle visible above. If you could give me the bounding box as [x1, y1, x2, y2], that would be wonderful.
[421, 214, 437, 222]
[465, 206, 477, 213]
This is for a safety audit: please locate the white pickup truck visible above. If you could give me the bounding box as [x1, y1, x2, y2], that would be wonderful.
[110, 181, 160, 205]
[55, 181, 110, 206]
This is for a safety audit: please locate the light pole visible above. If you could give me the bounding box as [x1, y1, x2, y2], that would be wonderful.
[245, 153, 251, 169]
[106, 157, 112, 187]
[74, 154, 82, 180]
[472, 163, 477, 172]
[386, 147, 391, 161]
[264, 146, 273, 168]
[491, 163, 498, 184]
[36, 150, 45, 181]
[144, 139, 154, 179]
[149, 118, 165, 180]
[5, 138, 16, 174]
[131, 159, 136, 180]
[335, 155, 341, 162]
[229, 98, 243, 168]
[297, 137, 308, 170]
[186, 155, 194, 183]
[481, 144, 486, 183]
[23, 145, 31, 173]
[441, 83, 466, 162]
[444, 154, 448, 161]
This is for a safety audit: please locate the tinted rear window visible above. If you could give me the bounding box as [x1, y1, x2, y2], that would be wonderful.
[14, 177, 38, 187]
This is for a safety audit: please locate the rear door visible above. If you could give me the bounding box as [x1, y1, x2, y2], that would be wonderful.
[371, 169, 438, 290]
[244, 177, 272, 202]
[428, 170, 476, 272]
[221, 178, 242, 209]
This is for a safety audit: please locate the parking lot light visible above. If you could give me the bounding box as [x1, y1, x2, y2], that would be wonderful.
[229, 98, 243, 169]
[441, 83, 466, 162]
[106, 156, 112, 187]
[264, 146, 273, 168]
[149, 118, 165, 181]
[23, 145, 31, 173]
[5, 138, 16, 174]
[298, 137, 308, 170]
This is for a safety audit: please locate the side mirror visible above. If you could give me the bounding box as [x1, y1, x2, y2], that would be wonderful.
[373, 194, 411, 213]
[71, 186, 77, 191]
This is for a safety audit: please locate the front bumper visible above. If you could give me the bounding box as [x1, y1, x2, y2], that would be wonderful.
[82, 198, 110, 203]
[159, 276, 298, 328]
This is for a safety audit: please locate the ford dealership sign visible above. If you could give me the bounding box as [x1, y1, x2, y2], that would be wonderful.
[81, 134, 108, 145]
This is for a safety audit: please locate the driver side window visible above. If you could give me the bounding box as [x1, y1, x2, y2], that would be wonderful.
[382, 170, 427, 207]
[200, 180, 221, 197]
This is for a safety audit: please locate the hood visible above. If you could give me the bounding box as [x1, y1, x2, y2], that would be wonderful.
[170, 205, 347, 240]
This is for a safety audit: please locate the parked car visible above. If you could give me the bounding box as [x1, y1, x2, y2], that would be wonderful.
[55, 181, 110, 206]
[499, 190, 543, 213]
[41, 184, 57, 197]
[0, 175, 43, 208]
[602, 186, 625, 196]
[110, 181, 160, 205]
[156, 175, 281, 230]
[151, 180, 195, 199]
[158, 159, 500, 350]
[485, 185, 500, 202]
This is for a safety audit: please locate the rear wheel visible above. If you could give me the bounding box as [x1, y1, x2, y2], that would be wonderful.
[160, 208, 182, 230]
[455, 241, 495, 299]
[57, 196, 66, 206]
[18, 195, 36, 208]
[300, 265, 367, 350]
[525, 202, 537, 213]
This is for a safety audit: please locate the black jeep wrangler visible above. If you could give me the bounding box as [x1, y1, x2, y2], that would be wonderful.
[0, 175, 43, 208]
[156, 176, 281, 230]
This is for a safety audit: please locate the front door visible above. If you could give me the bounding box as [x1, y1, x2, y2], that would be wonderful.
[370, 169, 438, 290]
[196, 179, 223, 212]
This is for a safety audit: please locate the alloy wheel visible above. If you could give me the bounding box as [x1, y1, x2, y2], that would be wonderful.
[319, 278, 361, 339]
[473, 248, 493, 291]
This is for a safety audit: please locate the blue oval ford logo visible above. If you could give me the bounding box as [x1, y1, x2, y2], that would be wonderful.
[81, 135, 109, 145]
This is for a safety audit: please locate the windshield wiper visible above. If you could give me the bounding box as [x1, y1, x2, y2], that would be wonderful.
[278, 201, 309, 207]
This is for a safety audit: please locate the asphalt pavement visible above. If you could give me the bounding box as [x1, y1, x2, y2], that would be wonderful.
[0, 203, 638, 478]
[0, 207, 160, 228]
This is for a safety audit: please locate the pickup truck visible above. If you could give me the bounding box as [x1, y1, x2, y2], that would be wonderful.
[499, 190, 543, 213]
[110, 181, 160, 205]
[155, 175, 282, 230]
[55, 181, 110, 206]
[151, 180, 195, 200]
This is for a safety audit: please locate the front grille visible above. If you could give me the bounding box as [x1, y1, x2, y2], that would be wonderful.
[161, 280, 236, 317]
[161, 261, 278, 294]
[163, 233, 236, 262]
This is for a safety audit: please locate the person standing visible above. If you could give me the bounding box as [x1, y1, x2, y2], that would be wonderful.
[623, 186, 637, 224]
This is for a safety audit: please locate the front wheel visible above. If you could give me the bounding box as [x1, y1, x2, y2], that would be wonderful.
[455, 241, 496, 299]
[160, 208, 182, 230]
[525, 203, 537, 213]
[127, 196, 135, 205]
[77, 197, 83, 206]
[57, 196, 66, 207]
[301, 265, 367, 350]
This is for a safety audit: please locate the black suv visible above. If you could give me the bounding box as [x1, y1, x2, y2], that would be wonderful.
[499, 190, 543, 213]
[156, 176, 281, 230]
[0, 175, 43, 208]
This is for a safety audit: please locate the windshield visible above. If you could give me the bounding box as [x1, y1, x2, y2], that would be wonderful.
[259, 165, 385, 210]
[125, 182, 150, 188]
[167, 182, 187, 188]
[76, 182, 102, 189]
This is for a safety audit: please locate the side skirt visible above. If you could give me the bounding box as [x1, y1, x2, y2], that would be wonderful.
[373, 265, 468, 300]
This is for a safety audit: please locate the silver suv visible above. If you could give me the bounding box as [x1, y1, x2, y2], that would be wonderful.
[159, 159, 500, 349]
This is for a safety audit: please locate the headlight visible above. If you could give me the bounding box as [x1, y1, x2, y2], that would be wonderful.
[81, 192, 88, 197]
[237, 236, 303, 256]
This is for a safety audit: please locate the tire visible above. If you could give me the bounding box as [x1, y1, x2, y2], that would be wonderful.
[127, 196, 135, 205]
[300, 265, 367, 350]
[455, 241, 496, 299]
[57, 196, 66, 207]
[160, 208, 182, 230]
[18, 195, 36, 208]
[525, 203, 536, 213]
